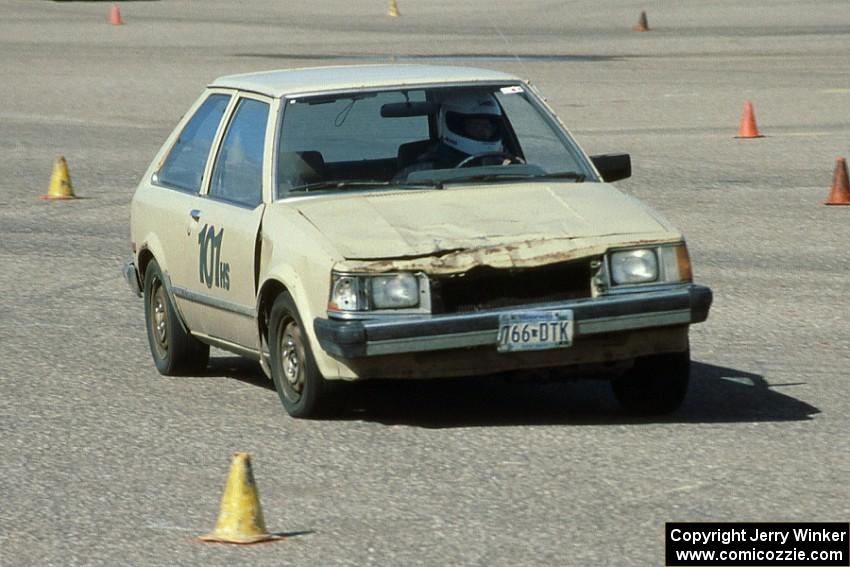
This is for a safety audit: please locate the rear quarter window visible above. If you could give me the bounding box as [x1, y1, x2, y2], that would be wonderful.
[156, 93, 230, 192]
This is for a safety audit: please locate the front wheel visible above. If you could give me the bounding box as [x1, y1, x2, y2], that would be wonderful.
[268, 292, 328, 418]
[143, 260, 209, 375]
[611, 350, 690, 415]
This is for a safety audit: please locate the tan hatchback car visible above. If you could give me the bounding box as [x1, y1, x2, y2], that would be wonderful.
[123, 65, 712, 418]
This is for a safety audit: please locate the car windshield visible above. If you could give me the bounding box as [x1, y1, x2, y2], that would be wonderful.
[276, 84, 594, 198]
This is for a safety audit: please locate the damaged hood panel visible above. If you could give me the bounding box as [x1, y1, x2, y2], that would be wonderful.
[288, 181, 681, 272]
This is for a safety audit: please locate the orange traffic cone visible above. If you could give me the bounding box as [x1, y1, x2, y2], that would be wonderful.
[736, 101, 763, 138]
[825, 157, 850, 206]
[108, 5, 123, 25]
[199, 453, 283, 544]
[633, 11, 649, 32]
[41, 156, 76, 200]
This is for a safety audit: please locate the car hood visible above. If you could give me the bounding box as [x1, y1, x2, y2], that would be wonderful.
[287, 181, 680, 262]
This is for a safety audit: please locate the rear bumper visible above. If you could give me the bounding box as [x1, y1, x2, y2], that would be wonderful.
[314, 284, 712, 358]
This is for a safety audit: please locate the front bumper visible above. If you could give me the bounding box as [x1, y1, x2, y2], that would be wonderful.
[314, 284, 712, 358]
[123, 261, 142, 297]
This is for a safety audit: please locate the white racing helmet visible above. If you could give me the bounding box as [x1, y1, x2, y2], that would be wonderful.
[438, 91, 504, 156]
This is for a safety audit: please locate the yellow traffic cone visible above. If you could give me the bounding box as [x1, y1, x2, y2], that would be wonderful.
[199, 452, 283, 544]
[387, 0, 400, 17]
[42, 156, 76, 200]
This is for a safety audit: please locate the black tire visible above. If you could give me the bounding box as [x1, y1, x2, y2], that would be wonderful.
[611, 350, 690, 415]
[268, 292, 328, 418]
[143, 260, 209, 376]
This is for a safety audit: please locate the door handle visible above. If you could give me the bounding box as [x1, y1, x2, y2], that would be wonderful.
[189, 209, 202, 221]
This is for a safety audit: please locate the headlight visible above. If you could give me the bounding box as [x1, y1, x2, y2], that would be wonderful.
[370, 274, 419, 309]
[329, 272, 421, 312]
[608, 243, 692, 286]
[610, 249, 658, 284]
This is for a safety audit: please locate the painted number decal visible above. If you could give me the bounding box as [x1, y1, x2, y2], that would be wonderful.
[197, 224, 230, 290]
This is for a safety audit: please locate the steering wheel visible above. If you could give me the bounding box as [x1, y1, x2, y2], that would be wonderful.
[455, 152, 525, 168]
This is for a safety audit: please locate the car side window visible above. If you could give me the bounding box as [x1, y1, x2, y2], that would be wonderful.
[208, 98, 269, 208]
[156, 94, 230, 193]
[495, 91, 585, 174]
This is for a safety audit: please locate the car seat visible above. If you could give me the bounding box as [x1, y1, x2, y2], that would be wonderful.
[396, 139, 434, 171]
[278, 150, 327, 191]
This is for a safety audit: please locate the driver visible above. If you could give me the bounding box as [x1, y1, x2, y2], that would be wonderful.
[439, 91, 504, 162]
[396, 91, 506, 177]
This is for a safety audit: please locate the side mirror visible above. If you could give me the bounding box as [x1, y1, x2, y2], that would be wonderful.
[590, 153, 631, 182]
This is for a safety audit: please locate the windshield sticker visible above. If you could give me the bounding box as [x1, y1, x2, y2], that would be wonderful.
[500, 86, 525, 95]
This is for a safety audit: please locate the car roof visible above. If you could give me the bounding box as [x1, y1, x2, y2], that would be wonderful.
[209, 64, 522, 97]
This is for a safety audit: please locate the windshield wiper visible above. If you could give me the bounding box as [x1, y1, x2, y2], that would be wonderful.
[441, 171, 586, 185]
[289, 180, 389, 193]
[389, 179, 444, 190]
[535, 171, 587, 181]
[289, 179, 444, 193]
[439, 173, 536, 184]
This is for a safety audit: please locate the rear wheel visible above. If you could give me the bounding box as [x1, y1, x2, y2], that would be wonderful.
[143, 260, 209, 375]
[611, 350, 690, 415]
[269, 292, 327, 418]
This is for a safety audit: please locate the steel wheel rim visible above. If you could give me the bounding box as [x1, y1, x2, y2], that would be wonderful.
[150, 279, 168, 358]
[278, 319, 304, 402]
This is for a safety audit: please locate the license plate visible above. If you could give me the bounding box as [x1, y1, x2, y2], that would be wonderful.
[497, 310, 574, 353]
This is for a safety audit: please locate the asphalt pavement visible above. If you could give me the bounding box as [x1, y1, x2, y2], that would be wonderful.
[1, 1, 848, 566]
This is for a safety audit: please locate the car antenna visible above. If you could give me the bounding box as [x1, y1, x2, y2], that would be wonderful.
[483, 13, 529, 75]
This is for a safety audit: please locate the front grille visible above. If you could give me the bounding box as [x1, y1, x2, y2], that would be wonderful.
[430, 258, 596, 314]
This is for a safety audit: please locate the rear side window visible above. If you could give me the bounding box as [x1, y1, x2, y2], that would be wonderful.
[209, 98, 269, 208]
[156, 94, 230, 192]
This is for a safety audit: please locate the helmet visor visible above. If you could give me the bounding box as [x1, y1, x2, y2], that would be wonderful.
[445, 112, 502, 142]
